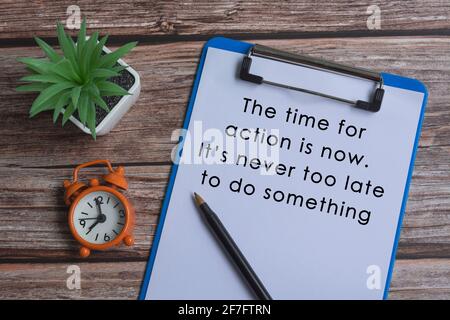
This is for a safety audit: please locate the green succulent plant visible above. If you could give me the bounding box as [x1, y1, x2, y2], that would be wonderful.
[16, 19, 137, 139]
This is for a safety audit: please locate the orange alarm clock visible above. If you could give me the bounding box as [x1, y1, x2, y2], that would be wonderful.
[63, 160, 135, 258]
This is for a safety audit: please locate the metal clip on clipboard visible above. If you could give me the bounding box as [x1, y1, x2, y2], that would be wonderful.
[240, 44, 385, 112]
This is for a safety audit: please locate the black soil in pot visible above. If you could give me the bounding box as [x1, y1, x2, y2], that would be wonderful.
[73, 67, 136, 127]
[96, 68, 135, 126]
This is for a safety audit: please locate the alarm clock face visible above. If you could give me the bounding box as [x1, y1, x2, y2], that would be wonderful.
[72, 190, 127, 245]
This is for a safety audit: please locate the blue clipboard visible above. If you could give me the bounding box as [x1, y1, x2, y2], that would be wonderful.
[139, 37, 428, 300]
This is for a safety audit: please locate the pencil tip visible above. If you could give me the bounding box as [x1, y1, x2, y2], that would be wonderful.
[193, 192, 205, 206]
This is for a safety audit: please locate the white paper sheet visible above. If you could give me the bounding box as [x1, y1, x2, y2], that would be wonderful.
[144, 47, 424, 299]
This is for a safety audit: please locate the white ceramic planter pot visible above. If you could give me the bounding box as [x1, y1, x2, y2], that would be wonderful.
[67, 45, 141, 136]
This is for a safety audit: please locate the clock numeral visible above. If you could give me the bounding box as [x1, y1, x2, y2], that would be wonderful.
[79, 219, 86, 228]
[94, 196, 104, 205]
[95, 233, 99, 241]
[104, 233, 111, 242]
[119, 209, 125, 218]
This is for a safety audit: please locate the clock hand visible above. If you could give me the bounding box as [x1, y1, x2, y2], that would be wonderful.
[86, 220, 99, 235]
[94, 198, 106, 223]
[87, 199, 103, 235]
[94, 198, 102, 215]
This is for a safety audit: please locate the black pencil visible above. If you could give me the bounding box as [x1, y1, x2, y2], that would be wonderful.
[193, 192, 272, 300]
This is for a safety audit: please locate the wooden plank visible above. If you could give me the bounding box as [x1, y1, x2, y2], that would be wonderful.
[0, 259, 448, 299]
[0, 37, 449, 261]
[1, 1, 450, 40]
[0, 261, 145, 299]
[0, 37, 449, 168]
[0, 164, 448, 261]
[0, 166, 166, 262]
[389, 259, 450, 300]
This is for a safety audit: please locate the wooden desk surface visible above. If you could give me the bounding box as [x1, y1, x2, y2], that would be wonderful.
[0, 1, 449, 299]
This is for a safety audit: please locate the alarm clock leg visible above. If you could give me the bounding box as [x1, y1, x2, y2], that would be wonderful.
[80, 247, 91, 258]
[123, 235, 134, 246]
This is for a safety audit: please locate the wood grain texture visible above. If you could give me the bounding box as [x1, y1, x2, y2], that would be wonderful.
[0, 261, 145, 299]
[0, 165, 166, 262]
[0, 163, 449, 262]
[0, 38, 449, 264]
[0, 259, 448, 299]
[0, 34, 449, 298]
[1, 37, 449, 167]
[389, 259, 450, 300]
[0, 1, 450, 40]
